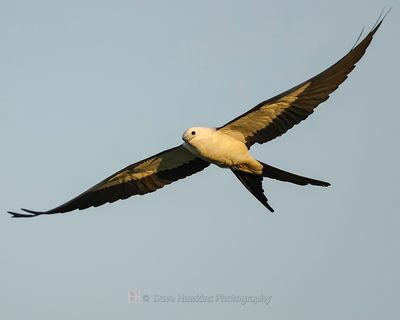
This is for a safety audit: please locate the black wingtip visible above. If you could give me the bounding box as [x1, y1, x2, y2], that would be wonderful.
[376, 7, 391, 26]
[350, 9, 389, 52]
[371, 7, 391, 33]
[21, 208, 43, 214]
[7, 209, 42, 218]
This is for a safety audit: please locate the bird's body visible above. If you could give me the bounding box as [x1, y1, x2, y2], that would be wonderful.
[8, 12, 388, 218]
[182, 127, 262, 174]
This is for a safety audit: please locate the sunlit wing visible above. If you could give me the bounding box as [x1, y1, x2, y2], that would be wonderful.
[219, 17, 385, 148]
[8, 145, 209, 217]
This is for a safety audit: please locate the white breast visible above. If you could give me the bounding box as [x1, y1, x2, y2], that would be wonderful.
[183, 128, 261, 173]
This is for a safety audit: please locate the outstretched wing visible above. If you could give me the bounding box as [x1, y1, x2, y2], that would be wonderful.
[219, 16, 386, 148]
[8, 145, 209, 217]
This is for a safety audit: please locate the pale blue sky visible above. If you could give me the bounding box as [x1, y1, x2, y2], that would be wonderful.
[1, 1, 399, 319]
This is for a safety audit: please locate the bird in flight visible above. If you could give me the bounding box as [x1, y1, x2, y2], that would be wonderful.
[8, 14, 387, 218]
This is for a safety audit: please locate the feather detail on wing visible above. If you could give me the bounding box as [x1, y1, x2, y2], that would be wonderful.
[8, 145, 209, 217]
[219, 16, 385, 148]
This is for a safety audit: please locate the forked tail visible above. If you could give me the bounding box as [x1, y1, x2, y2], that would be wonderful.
[259, 161, 330, 187]
[231, 162, 329, 212]
[231, 170, 274, 212]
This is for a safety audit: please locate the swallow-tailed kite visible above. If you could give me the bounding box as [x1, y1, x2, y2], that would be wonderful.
[8, 15, 387, 218]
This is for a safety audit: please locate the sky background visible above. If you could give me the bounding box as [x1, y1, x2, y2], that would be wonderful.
[0, 0, 399, 319]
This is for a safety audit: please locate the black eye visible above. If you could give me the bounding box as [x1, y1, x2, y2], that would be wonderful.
[191, 131, 196, 135]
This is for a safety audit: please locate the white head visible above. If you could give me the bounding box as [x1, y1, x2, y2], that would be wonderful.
[182, 127, 216, 145]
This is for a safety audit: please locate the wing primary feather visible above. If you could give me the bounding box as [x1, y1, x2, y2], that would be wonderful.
[8, 210, 41, 218]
